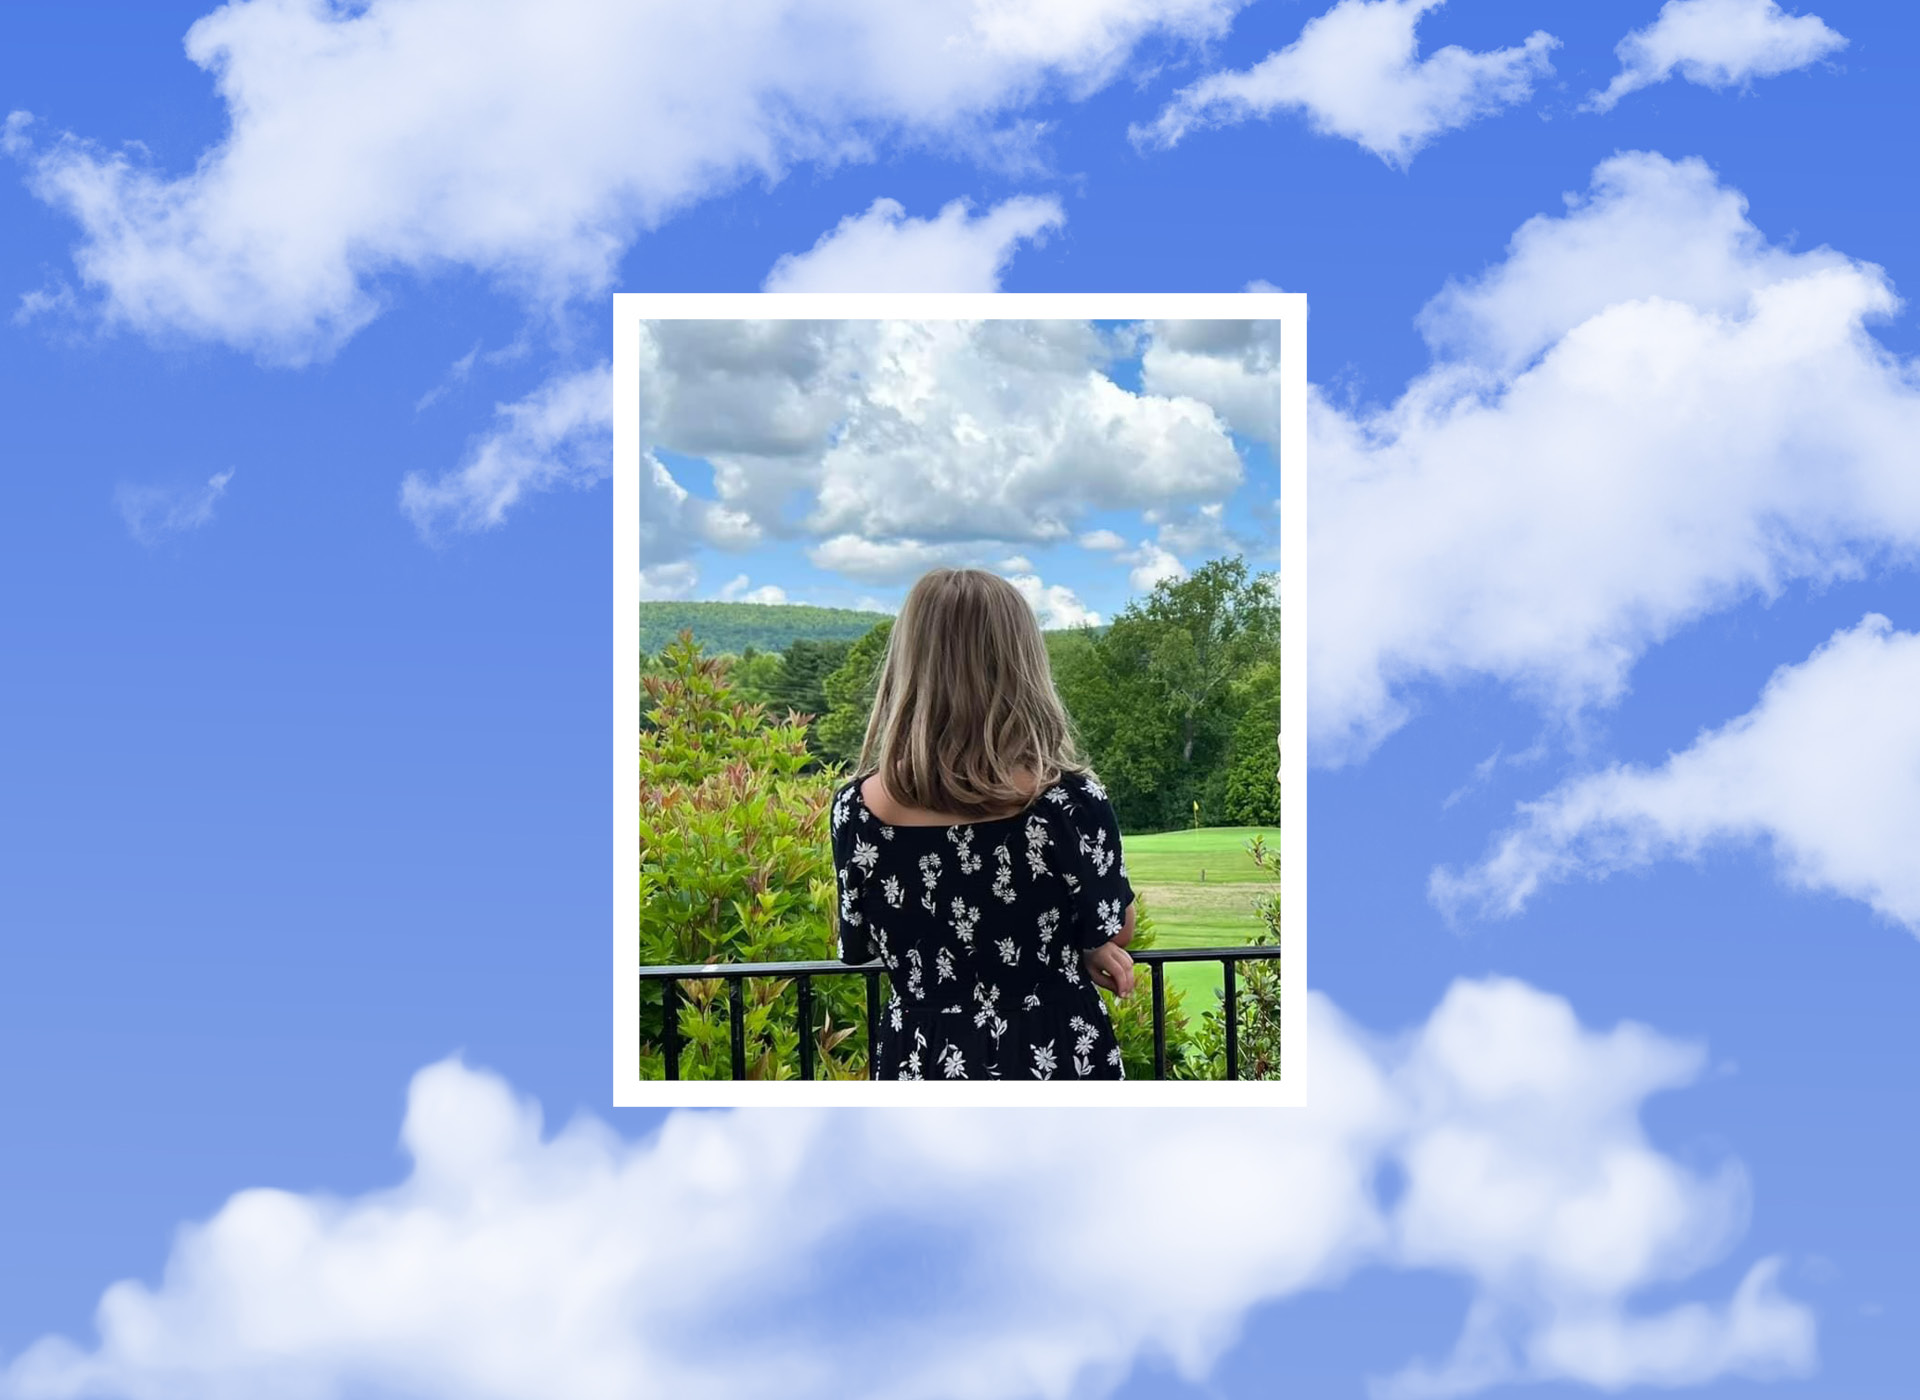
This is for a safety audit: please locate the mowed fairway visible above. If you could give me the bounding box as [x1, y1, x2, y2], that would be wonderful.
[1122, 827, 1278, 1009]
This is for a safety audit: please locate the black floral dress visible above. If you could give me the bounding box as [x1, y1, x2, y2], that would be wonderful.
[830, 770, 1133, 1080]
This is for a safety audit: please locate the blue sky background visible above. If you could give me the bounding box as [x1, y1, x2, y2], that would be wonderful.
[3, 1, 1918, 1397]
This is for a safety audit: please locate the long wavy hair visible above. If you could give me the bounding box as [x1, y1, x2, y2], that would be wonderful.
[857, 568, 1085, 818]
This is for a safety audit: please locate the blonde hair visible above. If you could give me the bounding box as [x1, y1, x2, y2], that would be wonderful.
[858, 569, 1085, 818]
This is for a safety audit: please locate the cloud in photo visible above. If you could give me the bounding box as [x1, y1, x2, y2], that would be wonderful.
[1432, 615, 1920, 934]
[763, 195, 1064, 292]
[1309, 150, 1920, 765]
[114, 469, 234, 545]
[1131, 0, 1557, 168]
[0, 979, 1811, 1400]
[1588, 0, 1847, 113]
[4, 0, 1242, 363]
[635, 319, 1255, 589]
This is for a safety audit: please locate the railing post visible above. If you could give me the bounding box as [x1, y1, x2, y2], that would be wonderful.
[728, 976, 747, 1078]
[864, 970, 882, 1080]
[1151, 961, 1166, 1079]
[1223, 957, 1239, 1081]
[798, 975, 815, 1081]
[662, 978, 681, 1081]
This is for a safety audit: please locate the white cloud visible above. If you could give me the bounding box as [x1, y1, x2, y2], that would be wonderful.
[808, 534, 980, 582]
[1131, 0, 1557, 168]
[637, 319, 1246, 555]
[763, 195, 1064, 292]
[1006, 572, 1102, 627]
[1431, 615, 1920, 933]
[1078, 528, 1127, 551]
[1588, 0, 1846, 113]
[400, 364, 612, 536]
[717, 574, 791, 605]
[6, 0, 1242, 362]
[1122, 542, 1187, 593]
[1, 980, 1811, 1400]
[1140, 318, 1283, 447]
[637, 562, 699, 600]
[114, 469, 233, 545]
[1310, 150, 1920, 764]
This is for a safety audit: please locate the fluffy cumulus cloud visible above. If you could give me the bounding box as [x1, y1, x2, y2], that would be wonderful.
[1005, 571, 1102, 627]
[114, 469, 234, 545]
[1432, 615, 1920, 933]
[636, 318, 1247, 585]
[0, 980, 1813, 1400]
[401, 363, 613, 537]
[763, 194, 1064, 292]
[1309, 150, 1920, 764]
[717, 574, 791, 605]
[1588, 0, 1847, 113]
[1131, 0, 1557, 168]
[5, 0, 1244, 362]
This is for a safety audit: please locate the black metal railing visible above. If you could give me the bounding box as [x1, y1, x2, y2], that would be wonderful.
[638, 945, 1281, 1082]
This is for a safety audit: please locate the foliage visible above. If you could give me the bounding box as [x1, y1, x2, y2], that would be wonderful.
[1216, 658, 1281, 827]
[1058, 557, 1279, 832]
[813, 620, 892, 766]
[636, 631, 865, 1079]
[1174, 833, 1281, 1080]
[638, 601, 889, 655]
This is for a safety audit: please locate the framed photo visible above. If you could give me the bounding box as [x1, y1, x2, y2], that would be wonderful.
[614, 293, 1304, 1105]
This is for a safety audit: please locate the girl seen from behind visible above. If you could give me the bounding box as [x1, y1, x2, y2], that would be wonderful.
[830, 568, 1137, 1081]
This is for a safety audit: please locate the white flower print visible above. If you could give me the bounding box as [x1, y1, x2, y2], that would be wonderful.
[851, 837, 880, 873]
[881, 874, 904, 908]
[935, 946, 955, 982]
[888, 996, 903, 1031]
[950, 897, 980, 947]
[1119, 857, 1129, 880]
[997, 936, 1019, 966]
[918, 852, 942, 912]
[1044, 785, 1071, 806]
[1024, 814, 1051, 877]
[1074, 1050, 1093, 1077]
[1035, 908, 1059, 965]
[1062, 871, 1080, 893]
[1096, 897, 1124, 940]
[1081, 826, 1114, 876]
[831, 785, 853, 833]
[991, 843, 1016, 903]
[1023, 991, 1043, 1009]
[1108, 1045, 1122, 1067]
[938, 1042, 966, 1078]
[881, 825, 896, 841]
[904, 948, 924, 1000]
[1080, 773, 1109, 801]
[948, 824, 983, 874]
[1032, 1042, 1057, 1079]
[838, 879, 863, 928]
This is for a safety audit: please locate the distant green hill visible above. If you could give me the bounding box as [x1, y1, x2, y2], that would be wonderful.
[639, 601, 890, 655]
[640, 600, 1107, 656]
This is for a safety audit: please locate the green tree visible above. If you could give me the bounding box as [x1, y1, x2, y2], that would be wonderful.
[637, 632, 866, 1079]
[1064, 558, 1278, 831]
[813, 620, 892, 767]
[1215, 658, 1281, 826]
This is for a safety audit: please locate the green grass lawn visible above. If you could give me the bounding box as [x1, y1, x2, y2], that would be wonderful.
[1122, 826, 1278, 1009]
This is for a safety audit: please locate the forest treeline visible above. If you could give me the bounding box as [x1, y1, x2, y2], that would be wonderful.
[641, 557, 1279, 833]
[637, 601, 890, 655]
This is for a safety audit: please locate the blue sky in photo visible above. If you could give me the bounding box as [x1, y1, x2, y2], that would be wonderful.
[3, 2, 1918, 1398]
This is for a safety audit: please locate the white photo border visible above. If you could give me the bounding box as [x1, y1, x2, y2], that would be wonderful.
[614, 292, 1306, 1107]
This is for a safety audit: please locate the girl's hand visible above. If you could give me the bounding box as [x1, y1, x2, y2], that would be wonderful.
[1084, 941, 1135, 997]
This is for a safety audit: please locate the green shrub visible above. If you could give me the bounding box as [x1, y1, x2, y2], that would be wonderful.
[637, 632, 867, 1079]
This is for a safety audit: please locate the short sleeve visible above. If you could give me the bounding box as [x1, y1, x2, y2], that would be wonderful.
[829, 778, 874, 964]
[1051, 772, 1134, 950]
